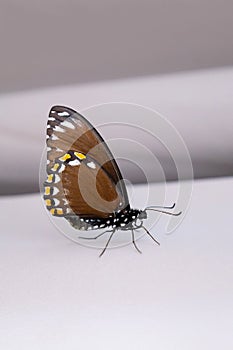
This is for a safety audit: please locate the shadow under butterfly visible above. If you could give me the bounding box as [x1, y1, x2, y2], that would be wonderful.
[44, 106, 181, 257]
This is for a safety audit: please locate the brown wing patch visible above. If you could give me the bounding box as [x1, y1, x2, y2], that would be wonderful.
[61, 158, 122, 218]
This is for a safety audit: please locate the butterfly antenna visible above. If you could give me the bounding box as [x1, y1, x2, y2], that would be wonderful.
[141, 225, 160, 246]
[145, 202, 176, 210]
[145, 208, 182, 216]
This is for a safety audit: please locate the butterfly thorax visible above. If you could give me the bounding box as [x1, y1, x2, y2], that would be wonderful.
[66, 208, 147, 231]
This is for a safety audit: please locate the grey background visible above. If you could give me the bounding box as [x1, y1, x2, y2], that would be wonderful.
[1, 67, 232, 194]
[1, 0, 233, 93]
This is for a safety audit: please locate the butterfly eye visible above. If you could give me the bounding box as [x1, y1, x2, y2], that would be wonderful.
[138, 211, 147, 220]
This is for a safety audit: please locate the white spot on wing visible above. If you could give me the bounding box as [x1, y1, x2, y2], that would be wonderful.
[63, 198, 69, 206]
[53, 198, 60, 206]
[58, 164, 65, 173]
[53, 187, 59, 195]
[58, 111, 70, 117]
[51, 134, 59, 141]
[54, 174, 60, 183]
[62, 120, 75, 129]
[54, 126, 65, 133]
[87, 161, 96, 169]
[68, 159, 80, 166]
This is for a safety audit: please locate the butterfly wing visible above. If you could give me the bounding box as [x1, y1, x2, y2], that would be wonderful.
[44, 105, 129, 220]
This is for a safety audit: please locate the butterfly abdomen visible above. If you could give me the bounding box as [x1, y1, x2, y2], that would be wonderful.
[65, 209, 142, 231]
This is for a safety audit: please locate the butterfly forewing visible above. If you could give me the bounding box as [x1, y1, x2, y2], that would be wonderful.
[44, 106, 129, 220]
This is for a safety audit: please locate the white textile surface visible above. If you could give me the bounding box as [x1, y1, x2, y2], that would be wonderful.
[1, 177, 233, 349]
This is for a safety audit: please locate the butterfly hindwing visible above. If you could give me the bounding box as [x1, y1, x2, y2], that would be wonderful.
[61, 152, 122, 218]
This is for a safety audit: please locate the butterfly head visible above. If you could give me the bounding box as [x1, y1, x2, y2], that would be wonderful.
[138, 210, 147, 220]
[132, 209, 148, 229]
[116, 208, 147, 231]
[120, 203, 182, 230]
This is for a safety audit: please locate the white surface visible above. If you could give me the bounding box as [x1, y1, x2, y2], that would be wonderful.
[0, 67, 233, 194]
[1, 177, 233, 349]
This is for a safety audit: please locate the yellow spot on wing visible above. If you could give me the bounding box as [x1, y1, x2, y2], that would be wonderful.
[51, 163, 60, 171]
[74, 152, 86, 160]
[47, 174, 54, 183]
[59, 153, 71, 161]
[50, 208, 63, 216]
[45, 187, 50, 195]
[56, 208, 63, 215]
[45, 199, 52, 207]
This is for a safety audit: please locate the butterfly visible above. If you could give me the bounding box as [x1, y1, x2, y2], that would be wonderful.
[44, 106, 181, 256]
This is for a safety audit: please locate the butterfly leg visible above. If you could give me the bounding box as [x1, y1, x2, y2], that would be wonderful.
[79, 230, 113, 240]
[141, 225, 160, 246]
[131, 229, 142, 254]
[99, 229, 116, 258]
